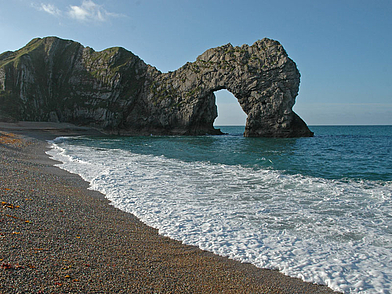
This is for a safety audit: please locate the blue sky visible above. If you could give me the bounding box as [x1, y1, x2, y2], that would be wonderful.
[1, 0, 391, 125]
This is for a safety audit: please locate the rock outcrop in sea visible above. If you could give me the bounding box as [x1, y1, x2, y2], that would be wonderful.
[0, 37, 313, 137]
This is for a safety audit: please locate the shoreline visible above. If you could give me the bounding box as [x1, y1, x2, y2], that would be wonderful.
[1, 122, 338, 293]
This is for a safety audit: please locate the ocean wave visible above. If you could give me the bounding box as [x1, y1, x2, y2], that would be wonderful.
[46, 138, 392, 293]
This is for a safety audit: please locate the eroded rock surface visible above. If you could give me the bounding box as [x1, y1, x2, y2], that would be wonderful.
[0, 37, 313, 137]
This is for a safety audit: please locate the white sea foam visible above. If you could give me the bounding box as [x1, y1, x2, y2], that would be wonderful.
[46, 139, 392, 293]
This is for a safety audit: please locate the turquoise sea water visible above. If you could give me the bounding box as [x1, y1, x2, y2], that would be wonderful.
[47, 125, 392, 293]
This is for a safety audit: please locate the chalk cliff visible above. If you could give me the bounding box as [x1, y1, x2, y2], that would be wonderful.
[0, 37, 313, 137]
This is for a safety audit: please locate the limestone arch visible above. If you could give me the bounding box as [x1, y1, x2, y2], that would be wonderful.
[0, 36, 313, 137]
[154, 38, 314, 137]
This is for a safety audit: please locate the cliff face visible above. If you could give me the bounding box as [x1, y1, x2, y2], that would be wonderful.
[0, 37, 313, 137]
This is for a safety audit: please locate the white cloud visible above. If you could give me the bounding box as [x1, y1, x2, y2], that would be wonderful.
[41, 4, 61, 15]
[33, 1, 120, 22]
[33, 3, 61, 16]
[67, 0, 118, 22]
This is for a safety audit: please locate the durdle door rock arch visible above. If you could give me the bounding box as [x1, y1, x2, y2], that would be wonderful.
[0, 36, 313, 137]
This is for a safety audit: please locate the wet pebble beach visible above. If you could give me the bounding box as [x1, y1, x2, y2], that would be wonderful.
[0, 125, 339, 293]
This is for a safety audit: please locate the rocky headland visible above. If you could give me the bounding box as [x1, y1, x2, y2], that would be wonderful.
[0, 37, 313, 137]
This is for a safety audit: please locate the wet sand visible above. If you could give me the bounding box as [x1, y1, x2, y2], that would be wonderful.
[0, 122, 339, 293]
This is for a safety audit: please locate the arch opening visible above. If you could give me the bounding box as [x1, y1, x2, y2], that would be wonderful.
[213, 89, 247, 130]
